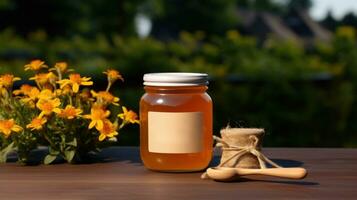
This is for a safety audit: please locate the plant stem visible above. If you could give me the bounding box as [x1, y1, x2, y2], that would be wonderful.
[106, 82, 112, 92]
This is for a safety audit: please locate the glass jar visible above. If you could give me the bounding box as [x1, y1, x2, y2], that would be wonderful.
[140, 73, 213, 172]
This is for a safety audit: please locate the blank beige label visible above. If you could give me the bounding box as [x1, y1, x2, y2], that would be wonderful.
[148, 111, 203, 153]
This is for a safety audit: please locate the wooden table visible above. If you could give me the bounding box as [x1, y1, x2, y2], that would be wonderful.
[0, 147, 356, 199]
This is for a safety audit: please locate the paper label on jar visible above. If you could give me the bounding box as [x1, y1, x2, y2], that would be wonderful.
[148, 111, 203, 153]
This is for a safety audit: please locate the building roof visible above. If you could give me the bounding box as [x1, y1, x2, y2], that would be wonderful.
[236, 8, 332, 44]
[287, 9, 332, 42]
[256, 12, 300, 41]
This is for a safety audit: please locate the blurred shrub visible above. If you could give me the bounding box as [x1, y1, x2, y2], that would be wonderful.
[1, 28, 357, 147]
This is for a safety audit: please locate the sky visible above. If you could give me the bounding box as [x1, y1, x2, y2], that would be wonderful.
[310, 0, 357, 20]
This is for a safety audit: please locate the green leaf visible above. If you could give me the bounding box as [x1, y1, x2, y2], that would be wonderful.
[49, 147, 59, 155]
[64, 150, 75, 163]
[44, 154, 57, 165]
[0, 142, 15, 163]
[66, 138, 77, 147]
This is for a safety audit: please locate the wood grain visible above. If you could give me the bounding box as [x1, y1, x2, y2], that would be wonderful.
[0, 147, 356, 199]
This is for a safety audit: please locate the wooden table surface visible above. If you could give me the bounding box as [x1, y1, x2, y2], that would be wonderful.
[0, 147, 356, 200]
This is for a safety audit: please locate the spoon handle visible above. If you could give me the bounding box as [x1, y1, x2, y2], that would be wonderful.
[237, 167, 307, 179]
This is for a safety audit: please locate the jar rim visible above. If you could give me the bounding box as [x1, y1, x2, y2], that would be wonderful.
[143, 72, 208, 86]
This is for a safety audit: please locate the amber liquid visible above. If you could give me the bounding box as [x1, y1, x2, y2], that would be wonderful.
[140, 86, 213, 172]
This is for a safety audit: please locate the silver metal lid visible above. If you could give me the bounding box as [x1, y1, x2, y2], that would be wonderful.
[143, 73, 208, 86]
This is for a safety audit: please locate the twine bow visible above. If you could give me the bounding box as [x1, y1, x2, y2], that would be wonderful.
[213, 135, 281, 169]
[201, 135, 282, 179]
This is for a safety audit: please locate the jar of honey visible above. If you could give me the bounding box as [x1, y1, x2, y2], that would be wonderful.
[140, 73, 213, 172]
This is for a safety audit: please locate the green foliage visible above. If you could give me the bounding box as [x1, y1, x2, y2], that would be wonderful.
[236, 0, 285, 13]
[1, 27, 357, 147]
[0, 142, 14, 162]
[151, 0, 238, 35]
[287, 0, 313, 10]
[0, 0, 145, 36]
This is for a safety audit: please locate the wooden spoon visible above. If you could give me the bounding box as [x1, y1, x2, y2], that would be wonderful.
[206, 167, 307, 181]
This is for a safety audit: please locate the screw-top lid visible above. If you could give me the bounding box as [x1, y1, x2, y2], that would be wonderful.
[143, 73, 208, 86]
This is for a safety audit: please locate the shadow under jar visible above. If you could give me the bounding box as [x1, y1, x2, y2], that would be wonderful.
[140, 73, 213, 172]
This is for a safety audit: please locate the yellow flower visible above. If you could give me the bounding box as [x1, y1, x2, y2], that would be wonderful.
[26, 117, 47, 131]
[91, 90, 119, 106]
[50, 62, 68, 73]
[0, 74, 21, 88]
[103, 69, 123, 83]
[48, 72, 58, 85]
[0, 119, 23, 138]
[38, 89, 56, 100]
[98, 120, 118, 141]
[29, 72, 56, 86]
[0, 88, 7, 98]
[20, 87, 40, 107]
[36, 98, 61, 118]
[42, 83, 54, 91]
[13, 84, 33, 96]
[118, 106, 139, 124]
[58, 105, 82, 119]
[55, 85, 72, 96]
[57, 73, 93, 93]
[79, 89, 94, 101]
[24, 60, 48, 71]
[83, 105, 110, 130]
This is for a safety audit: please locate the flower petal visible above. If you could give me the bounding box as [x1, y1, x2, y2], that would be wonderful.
[96, 120, 104, 130]
[53, 108, 62, 113]
[39, 112, 45, 118]
[89, 121, 96, 129]
[81, 81, 93, 86]
[99, 134, 106, 141]
[12, 125, 23, 132]
[83, 114, 91, 119]
[118, 113, 124, 119]
[73, 83, 79, 93]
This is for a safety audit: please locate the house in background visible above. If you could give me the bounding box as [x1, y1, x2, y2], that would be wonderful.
[285, 9, 331, 44]
[236, 8, 332, 46]
[150, 7, 332, 46]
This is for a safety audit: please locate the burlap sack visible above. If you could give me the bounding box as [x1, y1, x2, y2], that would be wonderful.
[219, 128, 264, 169]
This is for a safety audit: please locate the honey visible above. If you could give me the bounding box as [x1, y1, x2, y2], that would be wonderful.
[140, 73, 213, 172]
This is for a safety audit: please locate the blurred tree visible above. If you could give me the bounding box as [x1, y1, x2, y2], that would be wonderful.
[321, 10, 338, 31]
[236, 0, 284, 13]
[340, 12, 357, 28]
[151, 0, 238, 38]
[0, 0, 86, 36]
[88, 0, 144, 36]
[251, 0, 283, 12]
[0, 0, 144, 37]
[235, 0, 252, 7]
[287, 0, 313, 10]
[0, 0, 13, 11]
[0, 0, 13, 30]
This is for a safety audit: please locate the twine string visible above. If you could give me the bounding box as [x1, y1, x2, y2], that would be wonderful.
[201, 134, 282, 179]
[214, 135, 281, 169]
